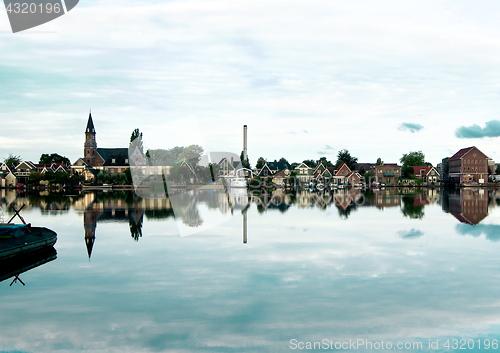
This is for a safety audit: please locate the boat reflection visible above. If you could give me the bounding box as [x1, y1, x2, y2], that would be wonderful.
[0, 247, 57, 286]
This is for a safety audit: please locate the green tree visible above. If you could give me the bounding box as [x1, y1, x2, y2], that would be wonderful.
[169, 165, 192, 183]
[400, 151, 426, 168]
[179, 145, 204, 165]
[39, 153, 70, 165]
[302, 159, 316, 168]
[278, 157, 289, 164]
[402, 166, 415, 179]
[3, 154, 22, 166]
[376, 158, 383, 165]
[336, 149, 358, 171]
[130, 128, 144, 154]
[358, 165, 366, 175]
[496, 165, 500, 175]
[256, 157, 266, 169]
[240, 151, 251, 169]
[317, 157, 333, 168]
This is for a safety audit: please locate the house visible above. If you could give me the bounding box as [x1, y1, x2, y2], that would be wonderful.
[448, 146, 489, 184]
[71, 112, 130, 180]
[294, 163, 313, 183]
[411, 166, 430, 179]
[331, 163, 351, 186]
[372, 163, 401, 185]
[218, 157, 237, 178]
[15, 161, 37, 178]
[256, 162, 275, 178]
[423, 167, 440, 185]
[272, 169, 291, 186]
[345, 171, 363, 186]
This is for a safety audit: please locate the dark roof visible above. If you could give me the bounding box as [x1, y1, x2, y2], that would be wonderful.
[267, 161, 291, 171]
[449, 147, 474, 160]
[355, 163, 373, 171]
[86, 112, 96, 133]
[97, 148, 129, 166]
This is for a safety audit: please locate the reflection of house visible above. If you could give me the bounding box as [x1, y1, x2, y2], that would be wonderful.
[371, 189, 401, 209]
[448, 146, 489, 184]
[448, 189, 488, 225]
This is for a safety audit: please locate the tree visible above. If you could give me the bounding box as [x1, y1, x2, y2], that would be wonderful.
[130, 128, 144, 155]
[402, 166, 415, 179]
[316, 157, 333, 168]
[39, 153, 70, 165]
[179, 144, 204, 165]
[278, 157, 289, 164]
[496, 165, 500, 175]
[302, 159, 316, 168]
[336, 149, 358, 171]
[169, 165, 192, 183]
[358, 165, 366, 175]
[3, 154, 22, 166]
[240, 151, 251, 169]
[256, 157, 266, 169]
[376, 158, 383, 166]
[400, 151, 426, 168]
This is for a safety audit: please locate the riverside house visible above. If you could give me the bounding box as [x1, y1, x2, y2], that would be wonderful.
[372, 163, 401, 185]
[448, 146, 489, 184]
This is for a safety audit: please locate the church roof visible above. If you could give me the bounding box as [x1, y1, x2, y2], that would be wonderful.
[97, 148, 129, 166]
[86, 112, 96, 133]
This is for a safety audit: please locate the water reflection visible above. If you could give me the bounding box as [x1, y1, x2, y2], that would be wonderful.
[1, 187, 500, 256]
[1, 187, 500, 351]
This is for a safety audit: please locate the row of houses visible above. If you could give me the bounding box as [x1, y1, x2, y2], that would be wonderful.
[0, 161, 70, 188]
[245, 160, 440, 187]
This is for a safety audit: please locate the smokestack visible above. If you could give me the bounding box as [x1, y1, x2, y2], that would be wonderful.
[243, 125, 247, 162]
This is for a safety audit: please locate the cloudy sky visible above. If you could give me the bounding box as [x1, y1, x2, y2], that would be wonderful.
[1, 0, 500, 167]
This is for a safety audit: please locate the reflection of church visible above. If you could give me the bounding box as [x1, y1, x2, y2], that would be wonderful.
[82, 195, 146, 258]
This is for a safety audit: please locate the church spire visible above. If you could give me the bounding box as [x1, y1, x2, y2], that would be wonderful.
[86, 110, 95, 133]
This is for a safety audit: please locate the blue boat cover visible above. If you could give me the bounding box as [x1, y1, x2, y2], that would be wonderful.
[0, 224, 31, 238]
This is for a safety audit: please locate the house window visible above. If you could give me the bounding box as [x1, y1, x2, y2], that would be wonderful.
[125, 159, 128, 164]
[110, 168, 114, 173]
[112, 159, 116, 164]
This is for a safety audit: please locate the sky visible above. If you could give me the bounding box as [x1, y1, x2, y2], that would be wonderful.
[1, 0, 500, 167]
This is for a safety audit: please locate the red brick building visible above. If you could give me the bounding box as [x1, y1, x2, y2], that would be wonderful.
[448, 146, 489, 184]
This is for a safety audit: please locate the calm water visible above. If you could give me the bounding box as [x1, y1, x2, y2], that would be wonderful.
[0, 188, 500, 352]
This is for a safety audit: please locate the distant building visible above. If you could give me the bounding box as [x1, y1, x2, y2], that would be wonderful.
[448, 146, 489, 184]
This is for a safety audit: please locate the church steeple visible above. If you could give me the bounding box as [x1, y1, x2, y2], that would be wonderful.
[84, 110, 100, 166]
[86, 110, 96, 133]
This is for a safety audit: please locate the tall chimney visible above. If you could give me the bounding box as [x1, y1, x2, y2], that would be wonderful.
[243, 125, 247, 162]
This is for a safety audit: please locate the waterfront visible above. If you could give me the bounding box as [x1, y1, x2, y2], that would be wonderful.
[0, 188, 499, 352]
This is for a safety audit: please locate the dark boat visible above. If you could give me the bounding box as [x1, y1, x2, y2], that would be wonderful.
[0, 224, 57, 261]
[0, 205, 57, 284]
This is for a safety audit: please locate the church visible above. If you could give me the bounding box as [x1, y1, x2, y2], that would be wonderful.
[71, 112, 130, 180]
